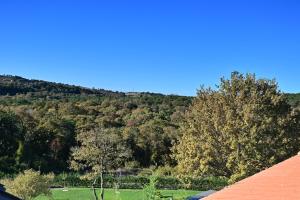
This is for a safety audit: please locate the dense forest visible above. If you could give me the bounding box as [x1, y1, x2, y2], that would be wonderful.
[0, 75, 300, 177]
[0, 75, 192, 175]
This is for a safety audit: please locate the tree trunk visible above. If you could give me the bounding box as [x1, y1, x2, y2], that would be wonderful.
[100, 170, 104, 200]
[92, 178, 98, 200]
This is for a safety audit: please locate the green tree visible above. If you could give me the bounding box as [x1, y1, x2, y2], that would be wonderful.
[70, 128, 131, 200]
[1, 169, 53, 200]
[138, 120, 172, 166]
[44, 117, 76, 172]
[174, 72, 300, 182]
[0, 110, 24, 173]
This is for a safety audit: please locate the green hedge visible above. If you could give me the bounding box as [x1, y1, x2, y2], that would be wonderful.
[52, 174, 228, 190]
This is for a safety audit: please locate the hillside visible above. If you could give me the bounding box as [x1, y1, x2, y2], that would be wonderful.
[285, 93, 300, 107]
[1, 75, 299, 105]
[0, 75, 193, 174]
[0, 75, 125, 97]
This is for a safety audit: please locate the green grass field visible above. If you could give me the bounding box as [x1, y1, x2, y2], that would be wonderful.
[35, 188, 200, 200]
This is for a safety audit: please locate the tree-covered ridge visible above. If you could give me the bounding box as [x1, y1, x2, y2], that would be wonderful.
[285, 93, 300, 107]
[0, 75, 124, 97]
[0, 75, 193, 174]
[1, 74, 298, 107]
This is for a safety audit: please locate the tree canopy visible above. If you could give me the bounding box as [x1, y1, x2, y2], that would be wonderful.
[173, 72, 300, 182]
[0, 75, 192, 174]
[0, 111, 23, 173]
[71, 128, 131, 200]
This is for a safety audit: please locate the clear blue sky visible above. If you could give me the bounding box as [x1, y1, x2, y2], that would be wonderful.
[1, 0, 300, 96]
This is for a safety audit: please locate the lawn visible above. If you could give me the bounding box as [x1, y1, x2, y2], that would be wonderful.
[35, 188, 200, 200]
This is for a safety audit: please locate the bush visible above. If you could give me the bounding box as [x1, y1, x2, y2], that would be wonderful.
[180, 176, 228, 190]
[156, 177, 182, 189]
[52, 172, 90, 187]
[143, 176, 160, 200]
[1, 169, 53, 200]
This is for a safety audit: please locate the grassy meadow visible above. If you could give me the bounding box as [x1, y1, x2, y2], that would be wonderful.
[35, 188, 200, 200]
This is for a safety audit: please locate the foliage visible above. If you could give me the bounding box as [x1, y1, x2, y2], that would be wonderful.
[143, 176, 160, 200]
[0, 75, 122, 97]
[1, 73, 300, 186]
[70, 128, 132, 200]
[71, 128, 131, 174]
[285, 93, 300, 107]
[174, 72, 300, 182]
[0, 110, 24, 173]
[154, 165, 173, 176]
[1, 169, 53, 200]
[0, 75, 192, 174]
[138, 168, 154, 177]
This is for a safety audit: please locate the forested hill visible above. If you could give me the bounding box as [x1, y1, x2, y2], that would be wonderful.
[286, 93, 300, 107]
[0, 75, 124, 97]
[1, 75, 299, 104]
[0, 75, 193, 174]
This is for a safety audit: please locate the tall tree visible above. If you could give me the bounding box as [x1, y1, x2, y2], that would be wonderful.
[173, 72, 300, 182]
[70, 128, 131, 200]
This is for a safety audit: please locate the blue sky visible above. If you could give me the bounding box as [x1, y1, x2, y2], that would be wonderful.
[0, 0, 300, 96]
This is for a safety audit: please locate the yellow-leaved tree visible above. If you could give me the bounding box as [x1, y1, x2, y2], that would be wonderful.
[173, 72, 300, 182]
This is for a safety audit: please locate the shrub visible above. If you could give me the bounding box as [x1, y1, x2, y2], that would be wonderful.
[52, 172, 90, 187]
[156, 177, 181, 189]
[1, 169, 53, 200]
[180, 176, 228, 190]
[143, 176, 160, 200]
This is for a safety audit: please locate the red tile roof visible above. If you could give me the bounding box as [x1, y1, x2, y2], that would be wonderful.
[204, 153, 300, 200]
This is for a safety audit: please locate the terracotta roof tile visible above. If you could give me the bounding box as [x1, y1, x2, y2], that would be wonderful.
[204, 154, 300, 200]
